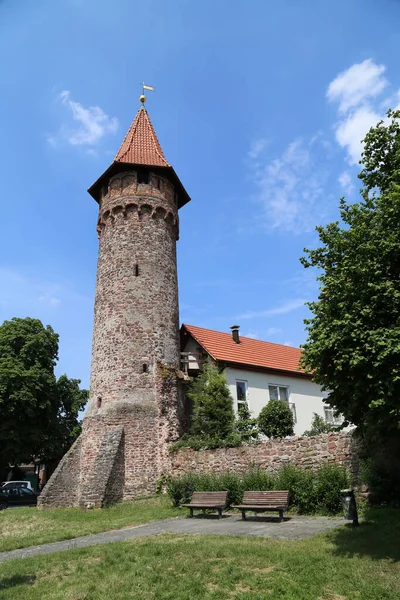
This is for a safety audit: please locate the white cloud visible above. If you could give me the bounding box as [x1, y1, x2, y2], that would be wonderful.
[338, 170, 355, 195]
[248, 138, 268, 160]
[335, 106, 381, 165]
[242, 329, 259, 339]
[283, 340, 296, 347]
[267, 327, 282, 336]
[326, 59, 397, 165]
[248, 137, 331, 233]
[39, 293, 61, 307]
[327, 59, 387, 113]
[238, 299, 305, 320]
[49, 90, 118, 148]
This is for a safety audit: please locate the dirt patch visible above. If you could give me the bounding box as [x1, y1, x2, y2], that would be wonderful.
[250, 565, 276, 574]
[318, 591, 347, 600]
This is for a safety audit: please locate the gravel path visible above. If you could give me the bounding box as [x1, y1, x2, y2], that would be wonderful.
[0, 514, 345, 564]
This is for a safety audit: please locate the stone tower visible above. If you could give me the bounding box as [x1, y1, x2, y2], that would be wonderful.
[39, 102, 190, 508]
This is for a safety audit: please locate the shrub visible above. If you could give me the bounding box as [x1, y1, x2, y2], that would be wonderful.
[188, 363, 235, 440]
[303, 413, 334, 436]
[166, 464, 349, 514]
[258, 400, 294, 438]
[360, 457, 400, 506]
[235, 403, 259, 442]
[166, 473, 196, 507]
[314, 464, 349, 514]
[275, 465, 315, 513]
[169, 433, 242, 453]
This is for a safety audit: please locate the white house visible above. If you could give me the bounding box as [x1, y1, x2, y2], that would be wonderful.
[180, 324, 343, 436]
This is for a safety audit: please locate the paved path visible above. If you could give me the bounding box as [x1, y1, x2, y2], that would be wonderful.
[0, 514, 345, 564]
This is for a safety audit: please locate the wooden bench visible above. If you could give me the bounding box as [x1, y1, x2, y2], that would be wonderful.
[182, 491, 228, 519]
[232, 491, 289, 522]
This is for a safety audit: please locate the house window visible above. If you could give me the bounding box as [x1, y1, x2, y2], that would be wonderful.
[236, 380, 248, 410]
[268, 385, 289, 403]
[324, 406, 343, 425]
[289, 403, 297, 424]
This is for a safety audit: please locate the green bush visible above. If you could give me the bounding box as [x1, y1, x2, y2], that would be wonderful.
[303, 413, 335, 436]
[166, 464, 349, 514]
[360, 457, 400, 506]
[258, 400, 294, 438]
[188, 362, 235, 439]
[235, 403, 259, 442]
[276, 465, 315, 513]
[169, 433, 242, 453]
[314, 464, 348, 514]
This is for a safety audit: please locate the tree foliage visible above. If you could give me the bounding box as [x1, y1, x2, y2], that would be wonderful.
[235, 402, 259, 442]
[188, 362, 235, 440]
[303, 413, 334, 437]
[258, 400, 294, 439]
[0, 317, 88, 476]
[301, 109, 400, 438]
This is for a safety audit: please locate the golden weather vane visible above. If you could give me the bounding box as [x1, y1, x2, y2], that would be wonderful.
[140, 83, 155, 105]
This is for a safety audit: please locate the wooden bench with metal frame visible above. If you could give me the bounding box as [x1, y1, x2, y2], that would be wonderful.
[182, 491, 228, 519]
[232, 491, 289, 522]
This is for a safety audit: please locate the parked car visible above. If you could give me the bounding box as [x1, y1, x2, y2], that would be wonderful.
[0, 487, 38, 510]
[1, 480, 34, 491]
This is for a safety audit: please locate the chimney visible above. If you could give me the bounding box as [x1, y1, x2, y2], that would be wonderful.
[230, 325, 240, 344]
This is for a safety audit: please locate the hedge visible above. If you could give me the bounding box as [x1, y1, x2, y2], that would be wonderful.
[166, 464, 349, 515]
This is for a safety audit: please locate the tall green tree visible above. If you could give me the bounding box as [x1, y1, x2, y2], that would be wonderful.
[301, 109, 400, 438]
[0, 317, 88, 477]
[189, 362, 235, 440]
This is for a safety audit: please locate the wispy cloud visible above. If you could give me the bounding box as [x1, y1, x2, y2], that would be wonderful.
[327, 59, 400, 165]
[267, 327, 282, 336]
[327, 59, 387, 113]
[39, 293, 61, 307]
[48, 90, 118, 149]
[283, 340, 296, 347]
[338, 170, 354, 195]
[247, 136, 332, 233]
[238, 299, 306, 320]
[242, 329, 259, 339]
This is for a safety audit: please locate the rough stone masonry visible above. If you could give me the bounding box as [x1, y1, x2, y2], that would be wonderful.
[39, 105, 191, 508]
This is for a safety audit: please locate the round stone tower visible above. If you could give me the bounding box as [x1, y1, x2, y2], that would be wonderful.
[38, 102, 190, 508]
[87, 106, 189, 414]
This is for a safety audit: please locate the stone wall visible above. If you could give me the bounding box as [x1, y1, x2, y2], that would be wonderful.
[38, 436, 83, 508]
[168, 431, 359, 480]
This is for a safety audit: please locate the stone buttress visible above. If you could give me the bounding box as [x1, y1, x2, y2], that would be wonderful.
[39, 103, 190, 508]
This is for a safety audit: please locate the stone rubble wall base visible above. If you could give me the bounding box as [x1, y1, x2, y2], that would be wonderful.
[39, 403, 171, 509]
[38, 436, 83, 509]
[167, 431, 360, 481]
[78, 426, 124, 509]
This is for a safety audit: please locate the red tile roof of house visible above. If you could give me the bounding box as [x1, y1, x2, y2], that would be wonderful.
[182, 324, 308, 377]
[114, 107, 171, 167]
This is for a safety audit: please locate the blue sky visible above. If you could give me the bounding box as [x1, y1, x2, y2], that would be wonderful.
[1, 0, 400, 389]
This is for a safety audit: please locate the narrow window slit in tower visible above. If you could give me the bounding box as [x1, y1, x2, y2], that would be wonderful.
[137, 170, 149, 184]
[142, 364, 148, 373]
[156, 178, 161, 190]
[135, 263, 139, 276]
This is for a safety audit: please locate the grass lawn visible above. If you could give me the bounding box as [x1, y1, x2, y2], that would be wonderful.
[0, 496, 180, 552]
[0, 508, 399, 599]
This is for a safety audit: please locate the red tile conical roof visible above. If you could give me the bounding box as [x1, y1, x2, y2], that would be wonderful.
[88, 105, 190, 208]
[114, 106, 171, 167]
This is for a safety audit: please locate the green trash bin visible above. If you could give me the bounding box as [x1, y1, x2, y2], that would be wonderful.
[340, 489, 359, 526]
